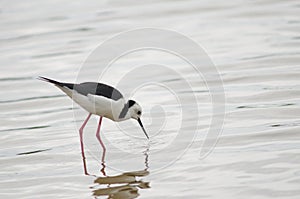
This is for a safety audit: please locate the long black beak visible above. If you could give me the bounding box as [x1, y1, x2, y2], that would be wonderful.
[137, 118, 149, 139]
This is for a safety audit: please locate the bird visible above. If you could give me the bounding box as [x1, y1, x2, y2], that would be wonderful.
[38, 76, 149, 162]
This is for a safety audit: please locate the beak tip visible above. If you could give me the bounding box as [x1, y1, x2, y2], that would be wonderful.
[137, 118, 149, 140]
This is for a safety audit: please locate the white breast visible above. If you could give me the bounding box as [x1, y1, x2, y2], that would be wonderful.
[58, 86, 125, 121]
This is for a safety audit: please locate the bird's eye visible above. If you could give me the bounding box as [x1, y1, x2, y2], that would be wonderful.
[137, 111, 141, 115]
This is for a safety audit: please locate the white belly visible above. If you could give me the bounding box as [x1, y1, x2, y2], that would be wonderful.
[59, 86, 125, 121]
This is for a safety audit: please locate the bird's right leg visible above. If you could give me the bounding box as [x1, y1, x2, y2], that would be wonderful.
[95, 116, 106, 160]
[79, 113, 92, 175]
[95, 116, 107, 176]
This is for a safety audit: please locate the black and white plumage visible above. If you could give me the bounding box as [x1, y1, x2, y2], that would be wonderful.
[38, 76, 149, 139]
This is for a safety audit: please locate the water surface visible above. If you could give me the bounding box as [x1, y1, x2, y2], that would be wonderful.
[1, 0, 300, 198]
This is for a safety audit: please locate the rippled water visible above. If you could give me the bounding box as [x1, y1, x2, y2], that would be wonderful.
[1, 0, 300, 198]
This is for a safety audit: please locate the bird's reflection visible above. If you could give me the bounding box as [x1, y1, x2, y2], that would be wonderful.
[81, 138, 150, 198]
[93, 170, 150, 198]
[92, 148, 150, 198]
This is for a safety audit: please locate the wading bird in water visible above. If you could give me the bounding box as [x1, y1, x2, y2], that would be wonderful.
[38, 76, 149, 174]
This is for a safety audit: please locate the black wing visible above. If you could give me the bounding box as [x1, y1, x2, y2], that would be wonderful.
[73, 82, 123, 101]
[38, 76, 123, 101]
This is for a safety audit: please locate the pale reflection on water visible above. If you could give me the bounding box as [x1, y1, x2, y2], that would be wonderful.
[81, 135, 150, 198]
[92, 157, 150, 198]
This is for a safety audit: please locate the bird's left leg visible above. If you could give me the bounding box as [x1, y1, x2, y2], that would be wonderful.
[79, 113, 92, 175]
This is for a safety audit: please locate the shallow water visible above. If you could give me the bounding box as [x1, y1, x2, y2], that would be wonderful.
[1, 0, 300, 198]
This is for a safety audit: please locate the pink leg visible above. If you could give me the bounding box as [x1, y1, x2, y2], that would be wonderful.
[79, 113, 92, 175]
[96, 116, 107, 176]
[96, 116, 106, 162]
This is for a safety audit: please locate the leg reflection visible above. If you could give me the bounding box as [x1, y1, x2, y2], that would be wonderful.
[100, 151, 106, 176]
[93, 145, 151, 198]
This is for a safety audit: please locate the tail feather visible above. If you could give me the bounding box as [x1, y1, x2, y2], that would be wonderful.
[38, 76, 59, 84]
[38, 76, 74, 89]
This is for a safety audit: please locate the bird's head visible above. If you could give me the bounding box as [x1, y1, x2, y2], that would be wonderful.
[128, 100, 142, 120]
[127, 100, 149, 139]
